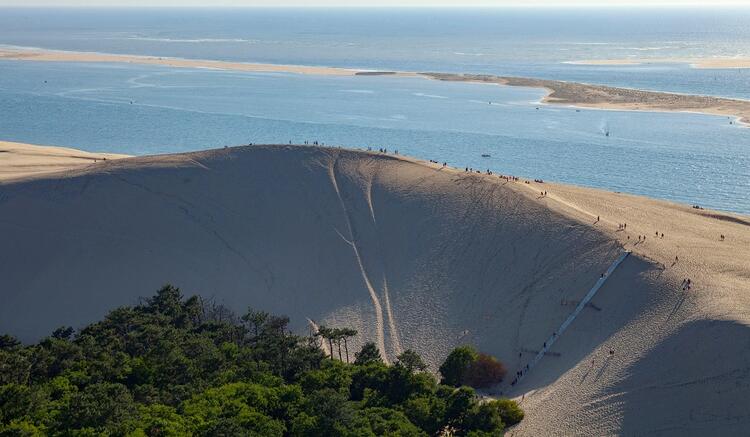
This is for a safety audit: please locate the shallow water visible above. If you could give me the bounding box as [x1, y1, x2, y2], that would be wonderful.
[1, 8, 750, 98]
[1, 60, 748, 214]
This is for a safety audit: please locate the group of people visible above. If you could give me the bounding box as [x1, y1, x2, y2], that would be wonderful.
[617, 223, 628, 230]
[510, 363, 531, 386]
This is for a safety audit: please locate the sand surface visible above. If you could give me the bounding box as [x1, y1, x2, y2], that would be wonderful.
[0, 141, 129, 182]
[424, 73, 750, 125]
[0, 47, 360, 76]
[1, 143, 748, 435]
[568, 57, 750, 69]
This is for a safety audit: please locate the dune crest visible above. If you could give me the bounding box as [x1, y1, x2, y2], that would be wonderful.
[1, 144, 748, 435]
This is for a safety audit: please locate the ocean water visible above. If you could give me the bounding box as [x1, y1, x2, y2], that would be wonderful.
[1, 60, 748, 214]
[2, 8, 750, 97]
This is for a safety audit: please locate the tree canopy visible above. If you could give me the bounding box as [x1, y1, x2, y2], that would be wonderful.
[0, 285, 522, 436]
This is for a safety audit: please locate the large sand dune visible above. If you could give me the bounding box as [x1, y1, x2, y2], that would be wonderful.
[1, 144, 748, 435]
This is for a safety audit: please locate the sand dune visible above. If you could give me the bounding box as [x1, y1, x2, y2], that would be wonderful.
[0, 141, 129, 182]
[1, 144, 748, 435]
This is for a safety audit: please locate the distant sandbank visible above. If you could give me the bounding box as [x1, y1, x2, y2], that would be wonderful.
[423, 73, 750, 126]
[0, 47, 361, 76]
[566, 57, 750, 69]
[2, 46, 748, 125]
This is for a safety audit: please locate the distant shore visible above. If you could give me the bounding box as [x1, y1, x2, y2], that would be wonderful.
[423, 73, 750, 126]
[0, 47, 360, 76]
[2, 46, 748, 125]
[566, 58, 750, 69]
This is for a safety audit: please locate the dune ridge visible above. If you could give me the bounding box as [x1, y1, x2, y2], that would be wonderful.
[0, 141, 130, 181]
[1, 143, 749, 435]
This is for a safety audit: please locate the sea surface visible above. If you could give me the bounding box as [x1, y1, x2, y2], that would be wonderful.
[0, 8, 749, 213]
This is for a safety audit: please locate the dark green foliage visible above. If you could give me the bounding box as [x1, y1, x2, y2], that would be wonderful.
[490, 398, 525, 426]
[396, 350, 428, 373]
[354, 342, 383, 365]
[439, 346, 479, 387]
[0, 285, 522, 436]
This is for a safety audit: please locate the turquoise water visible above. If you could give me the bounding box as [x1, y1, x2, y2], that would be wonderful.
[1, 60, 748, 214]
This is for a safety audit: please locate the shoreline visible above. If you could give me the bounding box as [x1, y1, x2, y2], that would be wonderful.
[422, 73, 750, 126]
[2, 46, 749, 125]
[0, 46, 362, 76]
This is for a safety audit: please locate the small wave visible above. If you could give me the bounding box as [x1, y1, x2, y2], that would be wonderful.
[340, 89, 375, 94]
[453, 52, 487, 57]
[617, 46, 674, 51]
[412, 92, 447, 99]
[126, 37, 259, 44]
[567, 42, 613, 46]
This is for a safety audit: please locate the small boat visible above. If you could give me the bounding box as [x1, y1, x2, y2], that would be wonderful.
[481, 154, 491, 158]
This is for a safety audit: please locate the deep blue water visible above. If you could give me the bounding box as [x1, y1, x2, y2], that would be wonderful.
[1, 60, 748, 214]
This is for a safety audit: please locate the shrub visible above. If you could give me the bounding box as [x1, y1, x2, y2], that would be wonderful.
[439, 346, 478, 387]
[463, 353, 507, 388]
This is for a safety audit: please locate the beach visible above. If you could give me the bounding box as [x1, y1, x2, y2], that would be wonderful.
[424, 72, 750, 126]
[0, 47, 361, 76]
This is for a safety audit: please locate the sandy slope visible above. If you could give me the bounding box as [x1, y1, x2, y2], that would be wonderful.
[0, 141, 129, 181]
[0, 144, 748, 435]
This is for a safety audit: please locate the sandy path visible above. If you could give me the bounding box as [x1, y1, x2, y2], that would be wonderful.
[328, 153, 389, 363]
[513, 250, 630, 386]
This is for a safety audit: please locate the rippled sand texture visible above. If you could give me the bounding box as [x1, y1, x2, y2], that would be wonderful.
[1, 143, 749, 436]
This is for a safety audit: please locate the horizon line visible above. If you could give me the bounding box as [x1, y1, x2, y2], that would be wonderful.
[2, 4, 750, 8]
